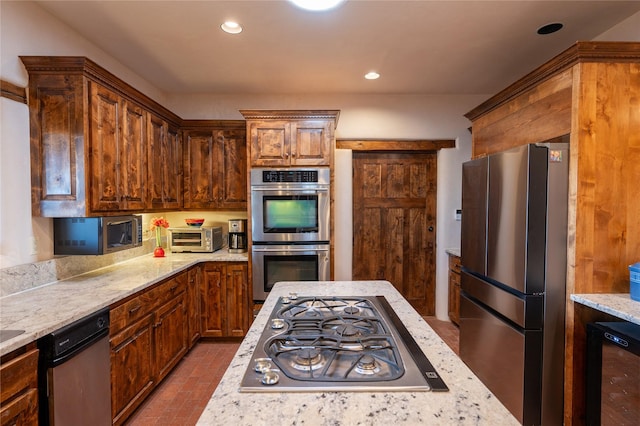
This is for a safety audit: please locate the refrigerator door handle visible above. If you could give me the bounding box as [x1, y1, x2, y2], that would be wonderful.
[461, 270, 543, 329]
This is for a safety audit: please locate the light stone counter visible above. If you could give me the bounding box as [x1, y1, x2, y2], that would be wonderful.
[571, 293, 640, 325]
[0, 249, 247, 356]
[445, 248, 461, 257]
[198, 281, 519, 426]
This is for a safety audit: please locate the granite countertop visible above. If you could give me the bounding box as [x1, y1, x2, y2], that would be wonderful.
[0, 249, 247, 356]
[446, 248, 460, 257]
[570, 293, 640, 325]
[198, 280, 519, 426]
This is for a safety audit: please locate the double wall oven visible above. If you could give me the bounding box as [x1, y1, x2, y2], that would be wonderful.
[251, 168, 330, 301]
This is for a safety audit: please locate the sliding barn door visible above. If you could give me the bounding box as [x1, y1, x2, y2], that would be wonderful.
[352, 152, 437, 315]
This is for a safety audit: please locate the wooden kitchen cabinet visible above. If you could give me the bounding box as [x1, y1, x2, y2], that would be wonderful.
[447, 253, 461, 326]
[89, 82, 147, 212]
[182, 121, 247, 210]
[21, 56, 182, 217]
[464, 42, 640, 425]
[0, 346, 39, 426]
[240, 110, 339, 167]
[109, 272, 188, 425]
[148, 114, 182, 210]
[186, 266, 201, 348]
[200, 262, 250, 338]
[153, 288, 188, 383]
[109, 312, 154, 426]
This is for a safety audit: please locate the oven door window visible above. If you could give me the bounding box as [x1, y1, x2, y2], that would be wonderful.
[263, 255, 318, 292]
[263, 196, 318, 233]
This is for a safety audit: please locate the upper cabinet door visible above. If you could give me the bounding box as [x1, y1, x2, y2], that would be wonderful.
[148, 114, 182, 210]
[289, 120, 332, 166]
[215, 128, 247, 209]
[183, 130, 216, 209]
[248, 120, 290, 167]
[120, 99, 147, 210]
[89, 83, 121, 212]
[89, 83, 147, 212]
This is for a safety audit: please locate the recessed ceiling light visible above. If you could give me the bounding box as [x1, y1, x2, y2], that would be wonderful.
[537, 22, 563, 35]
[221, 21, 242, 34]
[364, 71, 380, 80]
[289, 0, 345, 12]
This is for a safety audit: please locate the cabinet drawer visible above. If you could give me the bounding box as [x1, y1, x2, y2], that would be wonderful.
[0, 348, 38, 404]
[110, 276, 187, 334]
[110, 289, 159, 334]
[155, 276, 186, 307]
[448, 255, 461, 274]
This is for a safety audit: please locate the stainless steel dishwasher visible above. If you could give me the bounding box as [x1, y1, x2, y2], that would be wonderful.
[38, 307, 111, 425]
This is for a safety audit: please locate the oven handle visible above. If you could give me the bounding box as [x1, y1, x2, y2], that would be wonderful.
[250, 187, 329, 193]
[252, 246, 330, 252]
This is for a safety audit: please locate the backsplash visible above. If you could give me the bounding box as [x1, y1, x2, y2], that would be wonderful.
[1, 211, 247, 298]
[0, 240, 154, 297]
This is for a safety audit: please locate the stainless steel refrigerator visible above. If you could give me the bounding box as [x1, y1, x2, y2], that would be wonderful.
[460, 141, 569, 426]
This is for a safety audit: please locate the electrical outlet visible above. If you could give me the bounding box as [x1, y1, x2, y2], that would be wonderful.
[30, 237, 38, 255]
[455, 209, 462, 221]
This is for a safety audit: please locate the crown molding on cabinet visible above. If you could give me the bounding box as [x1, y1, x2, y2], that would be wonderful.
[240, 109, 340, 124]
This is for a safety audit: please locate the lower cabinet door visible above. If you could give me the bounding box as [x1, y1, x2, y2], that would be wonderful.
[226, 263, 249, 337]
[110, 313, 155, 426]
[200, 263, 224, 337]
[154, 293, 188, 382]
[0, 388, 38, 426]
[187, 267, 201, 347]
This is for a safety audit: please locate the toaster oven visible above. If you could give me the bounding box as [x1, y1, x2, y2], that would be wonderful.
[167, 226, 223, 253]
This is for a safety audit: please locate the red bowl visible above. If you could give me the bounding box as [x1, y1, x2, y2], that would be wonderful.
[185, 218, 205, 227]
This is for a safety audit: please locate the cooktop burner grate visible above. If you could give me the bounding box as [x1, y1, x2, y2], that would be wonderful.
[240, 296, 448, 392]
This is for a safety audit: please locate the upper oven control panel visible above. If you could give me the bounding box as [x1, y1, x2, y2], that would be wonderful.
[263, 170, 317, 183]
[251, 168, 330, 185]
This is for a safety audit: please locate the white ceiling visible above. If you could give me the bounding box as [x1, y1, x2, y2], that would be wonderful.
[35, 0, 640, 96]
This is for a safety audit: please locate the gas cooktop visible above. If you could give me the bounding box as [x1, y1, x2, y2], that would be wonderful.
[240, 295, 448, 392]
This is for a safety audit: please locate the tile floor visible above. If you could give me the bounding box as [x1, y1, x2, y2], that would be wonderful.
[125, 317, 459, 425]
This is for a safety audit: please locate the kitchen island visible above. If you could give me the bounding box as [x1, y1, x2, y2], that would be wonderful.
[198, 281, 519, 426]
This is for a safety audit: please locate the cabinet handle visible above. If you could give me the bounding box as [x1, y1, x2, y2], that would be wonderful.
[129, 305, 141, 315]
[170, 284, 178, 292]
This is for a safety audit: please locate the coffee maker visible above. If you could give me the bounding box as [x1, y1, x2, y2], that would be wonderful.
[228, 219, 247, 253]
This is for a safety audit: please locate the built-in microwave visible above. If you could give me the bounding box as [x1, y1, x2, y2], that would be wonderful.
[586, 321, 640, 426]
[167, 226, 223, 253]
[53, 215, 142, 255]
